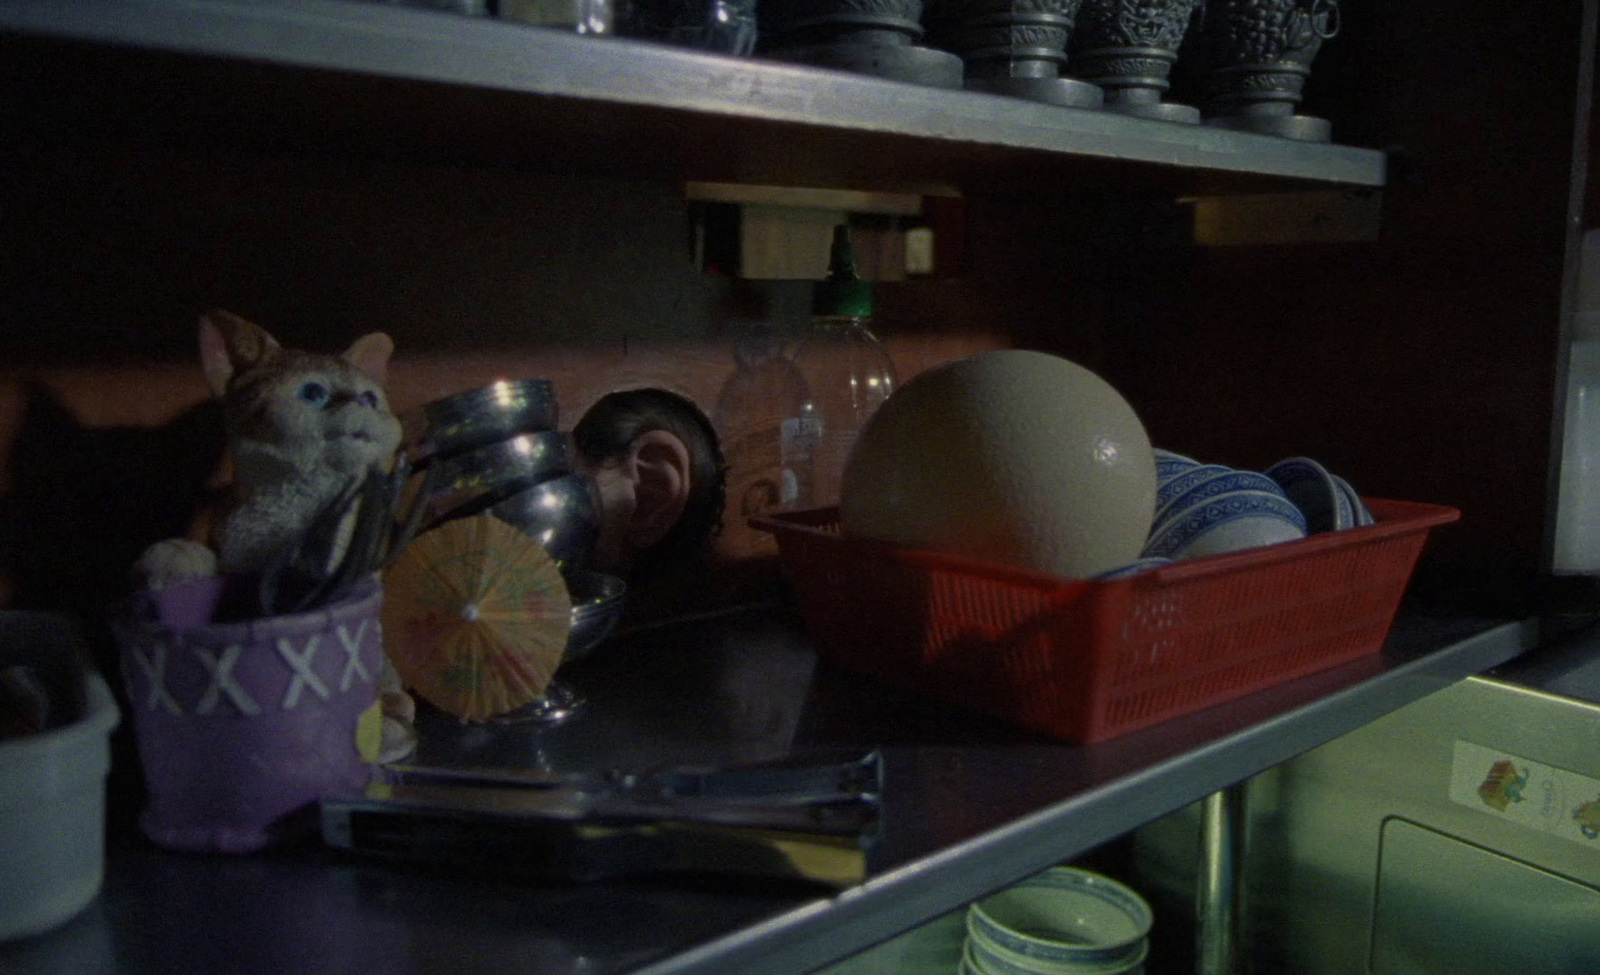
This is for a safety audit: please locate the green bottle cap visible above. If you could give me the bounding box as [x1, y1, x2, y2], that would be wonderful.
[812, 224, 874, 318]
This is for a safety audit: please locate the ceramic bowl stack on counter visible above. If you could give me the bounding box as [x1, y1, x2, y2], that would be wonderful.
[1142, 453, 1307, 561]
[1263, 456, 1375, 533]
[962, 867, 1153, 975]
[1103, 449, 1375, 576]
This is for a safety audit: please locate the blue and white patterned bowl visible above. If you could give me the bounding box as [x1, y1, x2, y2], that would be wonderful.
[1152, 468, 1286, 535]
[966, 930, 1150, 975]
[1143, 488, 1307, 560]
[1153, 448, 1201, 484]
[967, 867, 1153, 969]
[1265, 457, 1354, 534]
[1093, 557, 1174, 581]
[1152, 464, 1238, 517]
[1332, 473, 1375, 527]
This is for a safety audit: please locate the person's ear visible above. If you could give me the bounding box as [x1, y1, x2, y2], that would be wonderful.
[624, 430, 692, 550]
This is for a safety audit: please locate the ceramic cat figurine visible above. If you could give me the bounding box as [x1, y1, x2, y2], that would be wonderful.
[133, 311, 418, 763]
[134, 311, 403, 588]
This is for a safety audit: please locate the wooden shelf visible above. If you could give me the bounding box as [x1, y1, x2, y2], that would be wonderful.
[0, 0, 1386, 196]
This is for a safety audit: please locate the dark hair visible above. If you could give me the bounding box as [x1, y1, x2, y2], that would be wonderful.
[571, 387, 726, 582]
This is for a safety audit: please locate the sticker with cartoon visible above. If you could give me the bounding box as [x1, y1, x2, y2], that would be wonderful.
[1476, 758, 1528, 811]
[1450, 740, 1600, 849]
[1576, 797, 1600, 840]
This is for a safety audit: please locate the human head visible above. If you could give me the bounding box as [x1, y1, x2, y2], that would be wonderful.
[571, 388, 726, 583]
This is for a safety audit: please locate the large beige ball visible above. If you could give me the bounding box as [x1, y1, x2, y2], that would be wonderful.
[840, 350, 1156, 579]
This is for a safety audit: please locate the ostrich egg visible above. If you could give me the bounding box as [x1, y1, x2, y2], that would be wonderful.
[839, 350, 1157, 579]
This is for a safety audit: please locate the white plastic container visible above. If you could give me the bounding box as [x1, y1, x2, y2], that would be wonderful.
[0, 673, 120, 941]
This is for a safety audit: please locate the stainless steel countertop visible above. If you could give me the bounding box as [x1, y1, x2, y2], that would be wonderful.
[1, 602, 1531, 975]
[1486, 616, 1600, 705]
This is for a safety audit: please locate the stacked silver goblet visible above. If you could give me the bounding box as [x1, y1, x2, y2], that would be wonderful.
[399, 379, 626, 723]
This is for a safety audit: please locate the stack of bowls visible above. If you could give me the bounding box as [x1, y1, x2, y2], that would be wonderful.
[1142, 452, 1307, 561]
[1131, 449, 1374, 568]
[1263, 456, 1375, 532]
[963, 867, 1153, 975]
[398, 379, 625, 661]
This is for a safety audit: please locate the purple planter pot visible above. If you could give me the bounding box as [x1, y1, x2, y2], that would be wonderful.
[113, 578, 386, 853]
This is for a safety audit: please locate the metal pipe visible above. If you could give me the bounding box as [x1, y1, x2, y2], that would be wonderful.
[1197, 783, 1248, 975]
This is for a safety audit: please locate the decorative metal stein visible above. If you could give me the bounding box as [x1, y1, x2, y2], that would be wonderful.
[1192, 0, 1341, 140]
[1068, 0, 1203, 123]
[758, 0, 966, 88]
[924, 0, 1103, 108]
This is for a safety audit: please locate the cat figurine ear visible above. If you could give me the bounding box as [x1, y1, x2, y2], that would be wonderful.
[198, 310, 394, 395]
[341, 332, 394, 386]
[199, 310, 281, 398]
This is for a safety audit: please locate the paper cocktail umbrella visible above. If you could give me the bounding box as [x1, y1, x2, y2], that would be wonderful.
[382, 514, 573, 722]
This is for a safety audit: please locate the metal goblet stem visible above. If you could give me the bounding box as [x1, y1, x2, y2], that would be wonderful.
[758, 0, 966, 88]
[489, 572, 626, 726]
[926, 0, 1103, 108]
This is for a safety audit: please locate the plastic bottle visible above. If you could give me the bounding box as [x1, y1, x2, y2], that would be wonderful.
[711, 336, 809, 558]
[780, 225, 898, 509]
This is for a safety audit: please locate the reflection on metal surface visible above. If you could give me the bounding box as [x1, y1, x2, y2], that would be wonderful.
[322, 751, 883, 888]
[1371, 819, 1600, 975]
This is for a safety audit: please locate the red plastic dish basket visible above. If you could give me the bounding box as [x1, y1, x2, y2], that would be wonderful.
[751, 498, 1459, 743]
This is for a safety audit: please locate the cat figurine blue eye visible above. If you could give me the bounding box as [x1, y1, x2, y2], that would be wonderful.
[299, 381, 331, 408]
